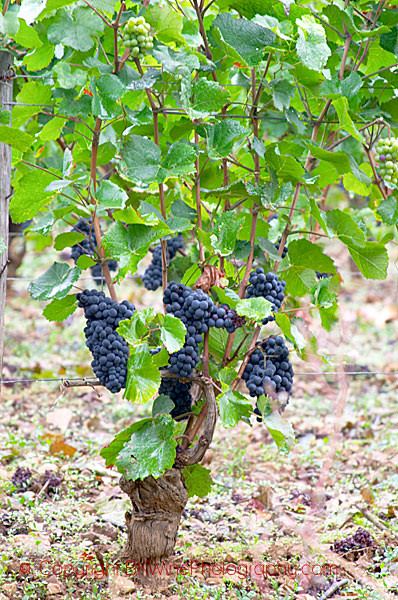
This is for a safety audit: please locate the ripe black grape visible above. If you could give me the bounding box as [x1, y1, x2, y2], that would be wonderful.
[242, 336, 293, 419]
[77, 289, 135, 393]
[158, 378, 192, 419]
[163, 281, 243, 378]
[142, 234, 184, 291]
[70, 219, 118, 286]
[274, 237, 288, 258]
[245, 267, 286, 324]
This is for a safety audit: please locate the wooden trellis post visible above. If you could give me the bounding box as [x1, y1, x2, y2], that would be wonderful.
[0, 50, 13, 390]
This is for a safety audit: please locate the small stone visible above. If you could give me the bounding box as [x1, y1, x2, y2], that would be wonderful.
[47, 582, 62, 595]
[2, 583, 17, 596]
[112, 575, 136, 594]
[37, 463, 58, 476]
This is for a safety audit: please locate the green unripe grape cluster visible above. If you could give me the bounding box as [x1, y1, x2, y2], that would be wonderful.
[375, 137, 398, 187]
[122, 16, 153, 60]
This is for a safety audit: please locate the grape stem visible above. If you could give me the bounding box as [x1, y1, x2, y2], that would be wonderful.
[89, 117, 118, 301]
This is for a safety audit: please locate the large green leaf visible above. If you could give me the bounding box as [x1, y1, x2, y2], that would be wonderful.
[210, 212, 245, 256]
[190, 79, 230, 119]
[96, 180, 128, 210]
[0, 126, 34, 152]
[348, 242, 388, 280]
[103, 222, 170, 279]
[123, 135, 161, 183]
[332, 97, 364, 143]
[116, 413, 177, 480]
[279, 239, 335, 296]
[29, 263, 81, 301]
[159, 141, 197, 179]
[263, 411, 296, 453]
[100, 420, 151, 467]
[201, 120, 248, 159]
[377, 196, 398, 225]
[42, 294, 78, 322]
[10, 171, 56, 222]
[296, 15, 331, 72]
[211, 13, 275, 67]
[159, 315, 186, 353]
[326, 209, 366, 247]
[236, 297, 272, 322]
[183, 465, 213, 498]
[48, 8, 104, 52]
[124, 344, 162, 404]
[218, 389, 253, 428]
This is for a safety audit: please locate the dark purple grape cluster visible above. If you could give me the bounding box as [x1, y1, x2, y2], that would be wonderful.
[11, 467, 33, 491]
[243, 335, 293, 399]
[142, 234, 184, 291]
[330, 528, 377, 561]
[77, 289, 135, 393]
[274, 237, 288, 258]
[163, 282, 241, 378]
[245, 267, 286, 324]
[209, 304, 245, 334]
[70, 219, 118, 287]
[158, 378, 192, 419]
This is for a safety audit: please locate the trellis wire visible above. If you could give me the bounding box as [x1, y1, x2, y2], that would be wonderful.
[0, 100, 392, 124]
[1, 370, 398, 386]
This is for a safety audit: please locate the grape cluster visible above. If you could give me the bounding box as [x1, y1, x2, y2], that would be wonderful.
[70, 219, 117, 286]
[245, 267, 286, 324]
[123, 16, 153, 60]
[142, 234, 184, 291]
[243, 336, 293, 421]
[375, 137, 398, 187]
[158, 378, 192, 420]
[163, 282, 242, 378]
[274, 237, 288, 258]
[330, 528, 377, 561]
[77, 289, 135, 393]
[209, 304, 245, 334]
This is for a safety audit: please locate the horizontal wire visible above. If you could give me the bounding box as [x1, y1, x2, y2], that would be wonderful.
[0, 100, 390, 124]
[1, 371, 398, 385]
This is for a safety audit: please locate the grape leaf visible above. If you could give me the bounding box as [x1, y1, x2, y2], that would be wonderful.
[0, 126, 34, 152]
[218, 389, 253, 428]
[296, 15, 331, 72]
[116, 413, 177, 480]
[124, 344, 161, 404]
[152, 394, 175, 417]
[100, 420, 151, 467]
[183, 464, 213, 498]
[54, 232, 85, 251]
[236, 297, 272, 322]
[48, 8, 104, 52]
[159, 314, 186, 353]
[29, 262, 81, 300]
[263, 411, 296, 453]
[42, 294, 78, 322]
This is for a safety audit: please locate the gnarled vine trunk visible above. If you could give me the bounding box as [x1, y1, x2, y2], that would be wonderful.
[118, 378, 217, 587]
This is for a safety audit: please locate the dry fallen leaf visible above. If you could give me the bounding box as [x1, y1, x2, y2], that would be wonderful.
[193, 265, 226, 293]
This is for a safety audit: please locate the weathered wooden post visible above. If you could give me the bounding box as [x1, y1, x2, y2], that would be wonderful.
[0, 50, 13, 389]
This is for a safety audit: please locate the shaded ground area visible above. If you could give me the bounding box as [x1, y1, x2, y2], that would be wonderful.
[0, 243, 397, 600]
